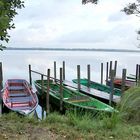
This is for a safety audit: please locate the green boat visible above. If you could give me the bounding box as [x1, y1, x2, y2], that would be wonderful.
[72, 78, 121, 96]
[34, 80, 116, 114]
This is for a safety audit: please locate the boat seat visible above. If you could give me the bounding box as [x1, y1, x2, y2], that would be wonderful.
[8, 86, 25, 91]
[12, 106, 32, 110]
[68, 96, 90, 103]
[9, 93, 28, 97]
[8, 96, 32, 103]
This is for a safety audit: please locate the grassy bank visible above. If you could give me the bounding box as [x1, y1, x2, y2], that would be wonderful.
[0, 87, 140, 140]
[0, 111, 140, 140]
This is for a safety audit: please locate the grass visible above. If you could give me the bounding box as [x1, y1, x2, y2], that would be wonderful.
[0, 86, 140, 139]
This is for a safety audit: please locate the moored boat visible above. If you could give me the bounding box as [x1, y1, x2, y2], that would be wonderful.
[106, 78, 136, 90]
[72, 78, 121, 96]
[2, 79, 38, 115]
[34, 80, 116, 114]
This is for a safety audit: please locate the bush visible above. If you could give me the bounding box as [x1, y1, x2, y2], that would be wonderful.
[119, 87, 140, 123]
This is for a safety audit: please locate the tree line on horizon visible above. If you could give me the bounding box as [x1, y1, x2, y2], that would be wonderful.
[0, 0, 139, 50]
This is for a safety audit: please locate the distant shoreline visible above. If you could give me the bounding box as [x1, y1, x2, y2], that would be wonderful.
[4, 47, 140, 53]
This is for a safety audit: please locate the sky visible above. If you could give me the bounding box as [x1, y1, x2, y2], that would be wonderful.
[6, 0, 140, 49]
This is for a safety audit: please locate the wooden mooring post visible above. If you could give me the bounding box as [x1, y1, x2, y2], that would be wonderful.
[106, 62, 109, 85]
[63, 61, 65, 81]
[87, 64, 90, 87]
[41, 74, 44, 98]
[109, 61, 112, 79]
[101, 63, 103, 84]
[54, 61, 56, 82]
[109, 70, 115, 106]
[0, 62, 3, 115]
[138, 65, 140, 86]
[29, 64, 32, 86]
[114, 60, 117, 77]
[46, 69, 50, 114]
[77, 65, 81, 91]
[135, 64, 139, 85]
[60, 68, 63, 112]
[121, 69, 126, 94]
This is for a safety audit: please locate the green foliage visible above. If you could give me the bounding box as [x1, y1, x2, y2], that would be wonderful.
[100, 112, 120, 129]
[119, 87, 140, 123]
[0, 0, 24, 50]
[82, 0, 98, 4]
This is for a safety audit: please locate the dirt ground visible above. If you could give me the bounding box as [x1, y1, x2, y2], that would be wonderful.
[0, 126, 66, 140]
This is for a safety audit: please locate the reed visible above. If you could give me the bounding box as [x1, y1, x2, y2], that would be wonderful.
[119, 86, 140, 123]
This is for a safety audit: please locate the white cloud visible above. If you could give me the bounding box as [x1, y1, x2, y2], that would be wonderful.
[6, 0, 140, 49]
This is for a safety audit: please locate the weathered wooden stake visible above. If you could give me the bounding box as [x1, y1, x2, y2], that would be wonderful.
[63, 61, 65, 80]
[114, 60, 117, 77]
[138, 65, 140, 86]
[54, 61, 56, 82]
[0, 62, 3, 90]
[0, 62, 3, 115]
[42, 107, 45, 120]
[106, 62, 109, 85]
[87, 64, 90, 87]
[101, 63, 103, 84]
[46, 69, 50, 114]
[109, 70, 115, 106]
[41, 74, 44, 98]
[77, 65, 81, 91]
[135, 64, 138, 84]
[109, 61, 112, 79]
[121, 69, 126, 94]
[29, 64, 32, 85]
[60, 68, 63, 111]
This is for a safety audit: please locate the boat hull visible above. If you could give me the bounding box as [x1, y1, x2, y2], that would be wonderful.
[2, 79, 38, 116]
[34, 80, 116, 115]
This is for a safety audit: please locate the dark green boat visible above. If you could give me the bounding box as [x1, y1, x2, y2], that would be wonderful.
[34, 80, 116, 114]
[72, 78, 121, 96]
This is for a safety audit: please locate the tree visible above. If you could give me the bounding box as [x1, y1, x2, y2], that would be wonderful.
[82, 0, 140, 46]
[0, 0, 24, 51]
[82, 0, 98, 4]
[122, 0, 140, 44]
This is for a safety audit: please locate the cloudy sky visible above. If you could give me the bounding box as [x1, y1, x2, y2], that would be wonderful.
[7, 0, 139, 49]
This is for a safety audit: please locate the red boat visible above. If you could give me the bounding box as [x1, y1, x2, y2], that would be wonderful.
[2, 79, 38, 115]
[106, 78, 136, 90]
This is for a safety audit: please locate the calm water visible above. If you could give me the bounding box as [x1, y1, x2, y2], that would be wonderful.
[0, 50, 140, 118]
[1, 50, 140, 82]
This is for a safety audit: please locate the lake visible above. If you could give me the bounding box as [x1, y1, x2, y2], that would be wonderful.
[0, 50, 140, 82]
[0, 50, 139, 118]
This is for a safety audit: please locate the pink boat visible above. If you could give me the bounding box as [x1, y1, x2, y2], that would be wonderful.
[2, 79, 38, 115]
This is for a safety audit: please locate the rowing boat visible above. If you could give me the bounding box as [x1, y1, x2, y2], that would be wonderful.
[34, 80, 116, 114]
[72, 78, 121, 96]
[2, 79, 38, 115]
[106, 78, 136, 90]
